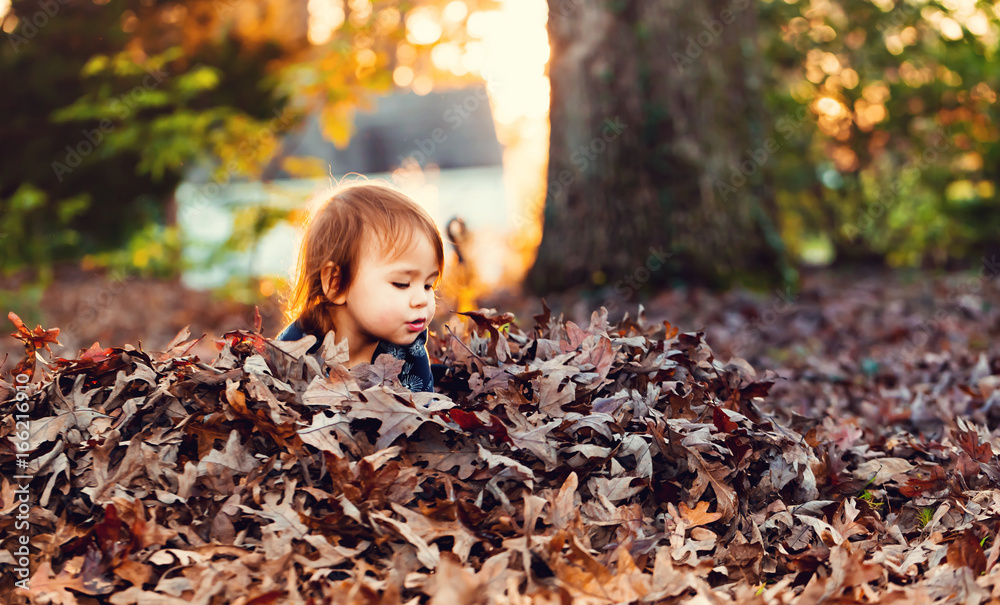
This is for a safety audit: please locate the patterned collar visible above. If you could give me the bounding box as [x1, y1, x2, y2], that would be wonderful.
[275, 320, 435, 392]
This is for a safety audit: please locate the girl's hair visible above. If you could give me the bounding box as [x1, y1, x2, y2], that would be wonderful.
[283, 181, 445, 339]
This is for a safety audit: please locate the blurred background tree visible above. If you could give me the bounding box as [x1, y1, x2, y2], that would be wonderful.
[0, 0, 488, 282]
[529, 0, 789, 294]
[2, 0, 1000, 307]
[530, 0, 1000, 296]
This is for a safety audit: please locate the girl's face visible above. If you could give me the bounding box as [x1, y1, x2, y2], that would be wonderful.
[332, 233, 439, 350]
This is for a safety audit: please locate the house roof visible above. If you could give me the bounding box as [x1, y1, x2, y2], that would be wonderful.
[275, 84, 503, 177]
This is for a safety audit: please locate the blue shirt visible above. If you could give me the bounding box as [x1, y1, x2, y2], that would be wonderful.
[275, 320, 435, 393]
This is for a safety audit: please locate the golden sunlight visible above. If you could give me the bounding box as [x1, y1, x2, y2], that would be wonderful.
[465, 0, 551, 292]
[308, 0, 345, 45]
[397, 0, 553, 297]
[406, 7, 443, 45]
[816, 96, 844, 117]
[444, 0, 468, 23]
[302, 0, 552, 296]
[468, 0, 550, 124]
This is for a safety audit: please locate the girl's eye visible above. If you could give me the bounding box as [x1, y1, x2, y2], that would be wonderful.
[393, 283, 409, 289]
[424, 284, 433, 291]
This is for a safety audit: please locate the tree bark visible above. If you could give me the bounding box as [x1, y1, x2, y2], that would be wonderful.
[526, 0, 789, 297]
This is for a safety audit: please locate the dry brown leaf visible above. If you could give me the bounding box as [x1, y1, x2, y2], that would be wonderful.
[678, 500, 724, 527]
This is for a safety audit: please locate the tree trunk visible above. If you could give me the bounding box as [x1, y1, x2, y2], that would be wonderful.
[526, 0, 790, 297]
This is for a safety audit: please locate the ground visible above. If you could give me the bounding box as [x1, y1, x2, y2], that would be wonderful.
[3, 263, 1000, 602]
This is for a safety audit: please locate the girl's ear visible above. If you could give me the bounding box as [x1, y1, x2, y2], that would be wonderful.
[321, 261, 348, 305]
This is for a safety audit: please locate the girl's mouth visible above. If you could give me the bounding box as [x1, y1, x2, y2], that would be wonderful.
[406, 319, 426, 331]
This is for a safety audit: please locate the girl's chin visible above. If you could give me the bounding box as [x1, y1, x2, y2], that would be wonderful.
[385, 331, 420, 345]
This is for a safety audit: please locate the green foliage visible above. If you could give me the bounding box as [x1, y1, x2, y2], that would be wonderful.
[0, 184, 91, 275]
[52, 42, 295, 204]
[0, 0, 293, 281]
[759, 0, 1000, 268]
[0, 0, 492, 295]
[858, 489, 884, 508]
[918, 506, 935, 529]
[81, 223, 183, 281]
[210, 274, 288, 309]
[7, 0, 997, 290]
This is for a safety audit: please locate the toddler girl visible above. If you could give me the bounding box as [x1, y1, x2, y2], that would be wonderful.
[275, 182, 443, 393]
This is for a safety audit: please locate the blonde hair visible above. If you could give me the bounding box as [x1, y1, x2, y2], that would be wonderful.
[282, 181, 445, 339]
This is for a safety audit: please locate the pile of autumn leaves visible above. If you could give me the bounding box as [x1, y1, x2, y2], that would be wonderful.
[3, 304, 1000, 604]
